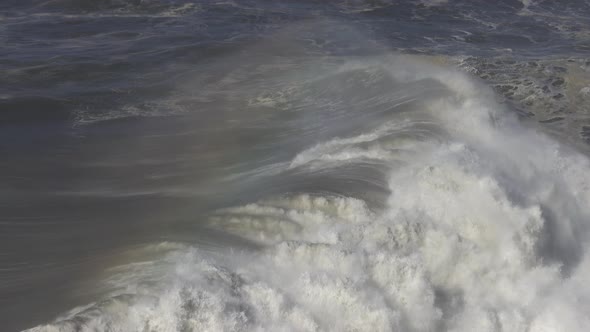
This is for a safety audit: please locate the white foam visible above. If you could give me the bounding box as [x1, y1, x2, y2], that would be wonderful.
[289, 119, 426, 169]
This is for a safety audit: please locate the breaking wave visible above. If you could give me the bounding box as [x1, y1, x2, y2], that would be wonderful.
[26, 55, 590, 332]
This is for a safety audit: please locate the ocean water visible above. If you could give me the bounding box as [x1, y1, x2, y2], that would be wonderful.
[2, 0, 590, 331]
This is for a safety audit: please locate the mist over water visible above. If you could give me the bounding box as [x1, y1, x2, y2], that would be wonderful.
[2, 1, 590, 331]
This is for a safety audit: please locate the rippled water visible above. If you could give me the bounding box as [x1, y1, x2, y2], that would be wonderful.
[2, 1, 590, 331]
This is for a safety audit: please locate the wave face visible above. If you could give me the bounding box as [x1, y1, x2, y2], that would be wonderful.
[24, 53, 590, 331]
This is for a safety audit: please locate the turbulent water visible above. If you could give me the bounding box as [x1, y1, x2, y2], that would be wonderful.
[2, 0, 590, 331]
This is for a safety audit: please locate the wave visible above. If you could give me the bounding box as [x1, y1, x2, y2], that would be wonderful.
[24, 53, 590, 332]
